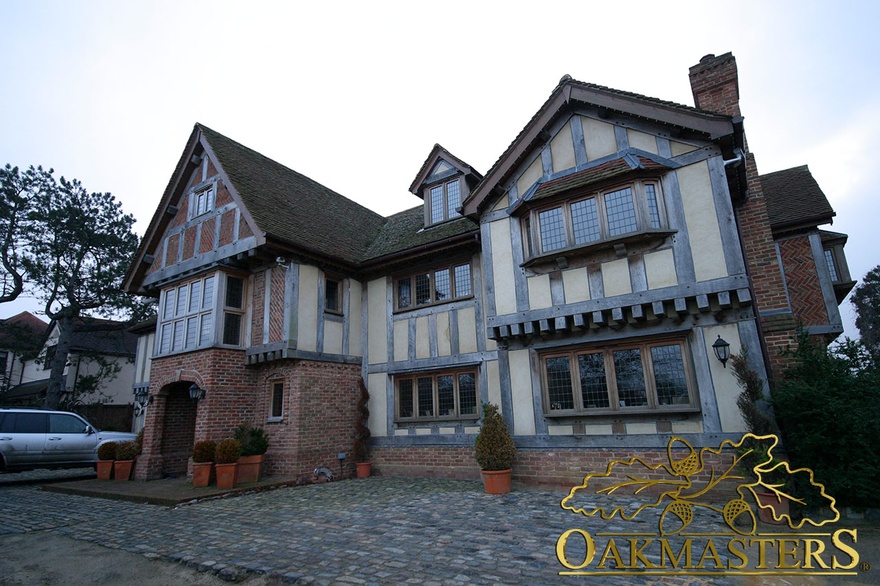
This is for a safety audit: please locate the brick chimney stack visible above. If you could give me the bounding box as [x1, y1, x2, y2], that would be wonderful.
[688, 52, 741, 116]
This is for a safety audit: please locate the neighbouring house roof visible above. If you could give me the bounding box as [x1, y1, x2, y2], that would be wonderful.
[2, 378, 49, 402]
[198, 125, 388, 266]
[761, 165, 835, 233]
[0, 312, 48, 355]
[45, 317, 138, 358]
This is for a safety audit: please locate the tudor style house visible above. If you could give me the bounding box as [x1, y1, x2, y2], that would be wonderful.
[124, 53, 853, 484]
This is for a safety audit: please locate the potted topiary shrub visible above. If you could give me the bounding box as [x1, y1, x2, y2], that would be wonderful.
[474, 403, 516, 494]
[96, 441, 116, 480]
[114, 440, 139, 481]
[214, 438, 241, 490]
[192, 440, 216, 488]
[233, 423, 269, 484]
[353, 380, 371, 478]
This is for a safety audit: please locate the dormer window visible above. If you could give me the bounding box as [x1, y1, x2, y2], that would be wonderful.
[429, 179, 462, 224]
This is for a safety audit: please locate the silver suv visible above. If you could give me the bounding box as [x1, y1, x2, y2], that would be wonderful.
[0, 408, 137, 471]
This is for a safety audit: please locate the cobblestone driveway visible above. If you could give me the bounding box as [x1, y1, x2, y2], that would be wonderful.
[1, 473, 874, 585]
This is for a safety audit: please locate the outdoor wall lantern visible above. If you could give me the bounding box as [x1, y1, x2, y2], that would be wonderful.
[134, 386, 153, 408]
[712, 335, 731, 368]
[189, 383, 206, 402]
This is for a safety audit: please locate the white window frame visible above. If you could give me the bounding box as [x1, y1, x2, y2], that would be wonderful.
[189, 182, 216, 220]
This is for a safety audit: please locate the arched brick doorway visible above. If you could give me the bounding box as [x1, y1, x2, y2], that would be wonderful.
[158, 381, 198, 477]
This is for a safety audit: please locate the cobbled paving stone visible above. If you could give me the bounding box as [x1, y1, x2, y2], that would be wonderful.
[0, 476, 757, 584]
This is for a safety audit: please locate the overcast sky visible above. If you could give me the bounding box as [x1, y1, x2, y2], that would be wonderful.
[2, 0, 877, 339]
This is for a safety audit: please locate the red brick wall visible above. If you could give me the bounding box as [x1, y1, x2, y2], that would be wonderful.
[372, 446, 737, 494]
[199, 217, 215, 254]
[688, 52, 796, 381]
[254, 360, 362, 477]
[164, 233, 179, 266]
[182, 226, 196, 261]
[269, 269, 285, 343]
[136, 350, 362, 480]
[219, 211, 235, 246]
[778, 236, 827, 326]
[216, 180, 232, 206]
[251, 271, 266, 345]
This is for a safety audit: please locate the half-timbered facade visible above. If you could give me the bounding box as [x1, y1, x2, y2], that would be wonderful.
[124, 53, 853, 484]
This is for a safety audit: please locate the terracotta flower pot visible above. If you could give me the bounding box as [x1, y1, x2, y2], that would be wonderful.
[236, 455, 265, 484]
[754, 491, 789, 524]
[192, 462, 213, 488]
[355, 462, 372, 478]
[113, 459, 134, 481]
[215, 462, 237, 490]
[481, 469, 512, 494]
[96, 460, 114, 480]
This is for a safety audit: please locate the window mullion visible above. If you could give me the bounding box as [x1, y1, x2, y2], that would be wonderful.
[570, 352, 585, 411]
[642, 343, 658, 409]
[605, 350, 621, 411]
[432, 375, 439, 419]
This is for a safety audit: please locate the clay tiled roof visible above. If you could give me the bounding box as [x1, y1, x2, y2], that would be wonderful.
[761, 165, 835, 232]
[361, 207, 478, 262]
[199, 125, 387, 266]
[531, 157, 671, 202]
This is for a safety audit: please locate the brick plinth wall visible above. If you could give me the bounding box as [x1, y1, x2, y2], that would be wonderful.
[372, 446, 737, 496]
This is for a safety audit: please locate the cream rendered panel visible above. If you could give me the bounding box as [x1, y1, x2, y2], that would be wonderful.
[393, 320, 408, 362]
[367, 372, 388, 436]
[626, 422, 657, 435]
[486, 359, 502, 410]
[415, 316, 430, 359]
[581, 117, 617, 161]
[367, 278, 387, 364]
[324, 320, 344, 354]
[508, 349, 536, 435]
[549, 425, 574, 435]
[348, 280, 363, 356]
[601, 258, 632, 297]
[492, 194, 510, 211]
[527, 274, 553, 309]
[644, 249, 678, 289]
[489, 220, 517, 315]
[706, 323, 747, 432]
[296, 265, 320, 352]
[458, 306, 478, 354]
[562, 267, 590, 303]
[670, 140, 698, 156]
[584, 423, 613, 435]
[677, 162, 728, 281]
[550, 122, 576, 173]
[516, 157, 543, 198]
[437, 312, 451, 356]
[673, 421, 703, 433]
[626, 130, 658, 154]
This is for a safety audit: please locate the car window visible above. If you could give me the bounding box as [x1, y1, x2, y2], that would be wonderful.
[0, 413, 7, 433]
[49, 413, 88, 434]
[12, 413, 48, 433]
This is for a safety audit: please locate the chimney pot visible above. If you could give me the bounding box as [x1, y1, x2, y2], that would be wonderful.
[700, 54, 716, 64]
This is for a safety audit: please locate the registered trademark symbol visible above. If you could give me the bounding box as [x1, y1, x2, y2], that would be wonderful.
[861, 561, 871, 572]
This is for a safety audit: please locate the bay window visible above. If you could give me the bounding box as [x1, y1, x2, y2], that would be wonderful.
[526, 179, 666, 258]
